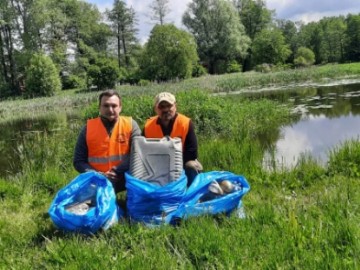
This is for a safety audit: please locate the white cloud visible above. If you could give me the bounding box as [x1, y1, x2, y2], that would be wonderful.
[267, 0, 360, 23]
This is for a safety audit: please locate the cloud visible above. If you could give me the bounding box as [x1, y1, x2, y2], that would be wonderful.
[267, 0, 360, 23]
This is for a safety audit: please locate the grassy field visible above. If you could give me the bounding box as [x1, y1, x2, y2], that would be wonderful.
[0, 63, 359, 269]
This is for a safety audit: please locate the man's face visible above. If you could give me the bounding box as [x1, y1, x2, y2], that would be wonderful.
[155, 101, 176, 121]
[99, 95, 121, 122]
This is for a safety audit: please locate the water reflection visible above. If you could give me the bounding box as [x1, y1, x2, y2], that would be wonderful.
[262, 83, 360, 168]
[270, 114, 360, 168]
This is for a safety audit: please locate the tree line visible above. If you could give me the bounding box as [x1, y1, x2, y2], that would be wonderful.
[0, 0, 359, 98]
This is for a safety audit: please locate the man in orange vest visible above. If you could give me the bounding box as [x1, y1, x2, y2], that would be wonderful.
[73, 89, 141, 193]
[143, 92, 203, 186]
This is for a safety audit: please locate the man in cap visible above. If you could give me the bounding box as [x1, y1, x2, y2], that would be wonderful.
[73, 89, 141, 193]
[143, 92, 202, 186]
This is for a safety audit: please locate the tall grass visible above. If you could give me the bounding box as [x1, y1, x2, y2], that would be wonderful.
[327, 138, 360, 177]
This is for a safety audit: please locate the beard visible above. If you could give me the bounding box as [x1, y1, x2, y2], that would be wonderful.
[160, 112, 173, 121]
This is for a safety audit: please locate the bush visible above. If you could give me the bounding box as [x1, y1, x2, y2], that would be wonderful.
[294, 47, 315, 67]
[87, 58, 120, 90]
[227, 60, 242, 73]
[24, 53, 61, 97]
[192, 63, 207, 77]
[61, 74, 85, 90]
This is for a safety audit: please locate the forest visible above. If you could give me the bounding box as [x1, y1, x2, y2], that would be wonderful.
[1, 0, 359, 98]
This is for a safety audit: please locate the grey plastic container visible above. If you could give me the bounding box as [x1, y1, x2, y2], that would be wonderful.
[129, 136, 183, 186]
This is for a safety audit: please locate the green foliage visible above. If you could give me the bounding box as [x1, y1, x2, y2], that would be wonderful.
[226, 60, 242, 73]
[87, 58, 120, 90]
[294, 47, 316, 67]
[24, 53, 61, 98]
[0, 79, 11, 98]
[183, 0, 250, 74]
[294, 56, 307, 67]
[327, 139, 360, 177]
[214, 59, 244, 76]
[61, 74, 85, 90]
[121, 95, 154, 128]
[252, 28, 292, 66]
[192, 63, 207, 77]
[345, 14, 360, 61]
[106, 0, 138, 67]
[234, 0, 273, 40]
[141, 24, 198, 81]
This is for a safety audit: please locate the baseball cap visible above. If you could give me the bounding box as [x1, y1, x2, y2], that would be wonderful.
[154, 92, 176, 107]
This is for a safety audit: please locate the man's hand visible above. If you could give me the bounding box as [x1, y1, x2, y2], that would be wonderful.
[104, 167, 119, 183]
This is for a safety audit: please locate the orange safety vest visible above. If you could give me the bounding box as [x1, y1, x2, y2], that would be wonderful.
[86, 116, 132, 172]
[144, 113, 190, 148]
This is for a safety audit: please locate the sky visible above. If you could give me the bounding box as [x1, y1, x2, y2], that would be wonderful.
[85, 0, 360, 44]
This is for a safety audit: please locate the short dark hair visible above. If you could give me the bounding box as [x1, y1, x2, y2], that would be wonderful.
[98, 89, 122, 106]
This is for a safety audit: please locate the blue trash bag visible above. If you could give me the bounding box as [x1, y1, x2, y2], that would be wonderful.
[125, 171, 187, 226]
[48, 171, 123, 234]
[171, 171, 250, 221]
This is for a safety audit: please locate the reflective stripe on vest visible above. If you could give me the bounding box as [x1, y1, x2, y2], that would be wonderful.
[144, 113, 190, 148]
[86, 116, 132, 172]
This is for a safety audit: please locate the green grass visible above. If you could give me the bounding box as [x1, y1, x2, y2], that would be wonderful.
[0, 64, 359, 269]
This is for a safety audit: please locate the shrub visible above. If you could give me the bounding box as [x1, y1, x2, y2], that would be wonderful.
[192, 63, 207, 77]
[227, 60, 242, 73]
[294, 47, 315, 67]
[24, 53, 61, 97]
[87, 58, 120, 90]
[61, 74, 85, 90]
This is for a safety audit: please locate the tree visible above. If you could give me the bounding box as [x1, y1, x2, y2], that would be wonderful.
[24, 53, 61, 97]
[107, 0, 138, 68]
[149, 0, 170, 25]
[232, 0, 274, 70]
[0, 0, 22, 95]
[277, 19, 300, 63]
[345, 14, 360, 61]
[294, 47, 315, 67]
[297, 22, 325, 64]
[320, 16, 347, 63]
[87, 58, 120, 90]
[298, 17, 347, 64]
[252, 28, 291, 66]
[233, 0, 273, 40]
[140, 24, 198, 81]
[183, 0, 250, 74]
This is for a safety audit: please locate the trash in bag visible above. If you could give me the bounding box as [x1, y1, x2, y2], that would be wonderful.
[48, 171, 123, 234]
[171, 171, 250, 222]
[125, 170, 187, 226]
